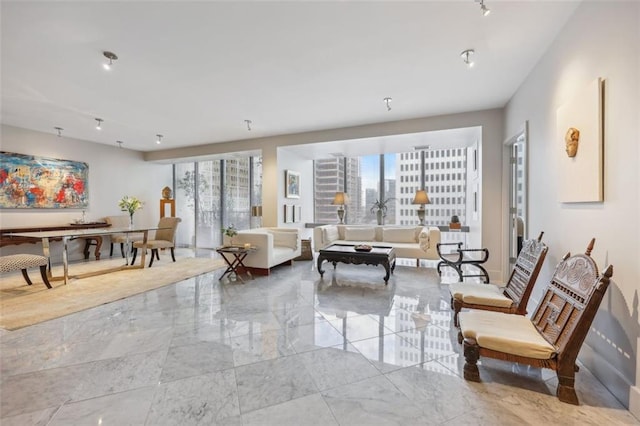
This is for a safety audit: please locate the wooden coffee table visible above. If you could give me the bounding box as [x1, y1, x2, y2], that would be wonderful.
[317, 244, 396, 284]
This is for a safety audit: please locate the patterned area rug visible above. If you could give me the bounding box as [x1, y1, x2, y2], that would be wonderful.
[0, 254, 225, 330]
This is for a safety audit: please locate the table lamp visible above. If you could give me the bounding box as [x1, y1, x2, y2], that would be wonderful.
[412, 189, 430, 226]
[332, 192, 349, 224]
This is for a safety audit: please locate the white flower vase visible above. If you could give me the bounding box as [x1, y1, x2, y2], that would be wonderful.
[129, 214, 134, 229]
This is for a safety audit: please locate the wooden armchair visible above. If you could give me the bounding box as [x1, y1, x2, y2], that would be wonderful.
[458, 239, 613, 404]
[449, 232, 548, 327]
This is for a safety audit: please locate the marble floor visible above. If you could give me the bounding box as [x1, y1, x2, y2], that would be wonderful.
[1, 256, 638, 425]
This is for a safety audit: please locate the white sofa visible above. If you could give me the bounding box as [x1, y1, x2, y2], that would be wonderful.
[223, 227, 301, 275]
[313, 224, 441, 263]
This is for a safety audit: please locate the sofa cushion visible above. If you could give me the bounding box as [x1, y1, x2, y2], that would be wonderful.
[270, 231, 298, 249]
[382, 227, 416, 243]
[323, 226, 339, 244]
[344, 227, 375, 241]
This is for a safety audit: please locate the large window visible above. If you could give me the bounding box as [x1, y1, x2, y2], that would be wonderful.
[174, 155, 261, 249]
[313, 149, 466, 226]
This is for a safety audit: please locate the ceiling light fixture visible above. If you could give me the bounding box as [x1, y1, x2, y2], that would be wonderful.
[95, 118, 103, 130]
[116, 140, 123, 149]
[244, 119, 252, 131]
[54, 127, 63, 137]
[156, 134, 163, 145]
[476, 0, 491, 16]
[102, 51, 118, 70]
[413, 145, 431, 151]
[383, 97, 392, 111]
[461, 49, 475, 68]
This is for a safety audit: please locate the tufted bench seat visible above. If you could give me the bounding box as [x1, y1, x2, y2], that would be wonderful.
[0, 254, 52, 289]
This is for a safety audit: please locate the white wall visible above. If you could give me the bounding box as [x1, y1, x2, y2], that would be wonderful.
[505, 1, 639, 415]
[276, 147, 314, 239]
[0, 125, 173, 263]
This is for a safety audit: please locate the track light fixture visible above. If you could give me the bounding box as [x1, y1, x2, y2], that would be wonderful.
[476, 0, 490, 16]
[244, 119, 252, 131]
[383, 97, 392, 111]
[95, 118, 103, 130]
[102, 51, 118, 70]
[461, 49, 475, 68]
[116, 140, 123, 149]
[156, 134, 163, 145]
[54, 127, 63, 137]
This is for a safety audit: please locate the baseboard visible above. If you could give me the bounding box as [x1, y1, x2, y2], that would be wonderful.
[579, 343, 633, 410]
[630, 386, 640, 420]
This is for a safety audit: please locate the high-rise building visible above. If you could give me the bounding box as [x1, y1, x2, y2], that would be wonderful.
[314, 158, 360, 223]
[395, 148, 468, 226]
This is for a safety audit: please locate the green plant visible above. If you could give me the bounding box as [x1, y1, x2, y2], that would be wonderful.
[223, 224, 238, 238]
[370, 198, 394, 216]
[118, 195, 144, 216]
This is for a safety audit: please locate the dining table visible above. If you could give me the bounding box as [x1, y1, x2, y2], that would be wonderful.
[7, 225, 165, 285]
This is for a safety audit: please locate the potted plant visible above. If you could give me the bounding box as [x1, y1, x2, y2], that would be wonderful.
[223, 224, 238, 246]
[370, 198, 394, 225]
[450, 214, 461, 230]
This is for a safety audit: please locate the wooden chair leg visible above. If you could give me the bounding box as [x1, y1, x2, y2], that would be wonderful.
[556, 369, 579, 405]
[170, 247, 176, 262]
[21, 269, 33, 285]
[462, 338, 481, 382]
[131, 248, 138, 265]
[110, 243, 114, 257]
[39, 265, 52, 289]
[155, 250, 160, 260]
[120, 243, 126, 258]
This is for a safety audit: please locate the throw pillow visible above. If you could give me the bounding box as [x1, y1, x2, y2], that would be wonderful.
[323, 225, 339, 243]
[344, 227, 375, 241]
[382, 227, 416, 243]
[270, 231, 298, 249]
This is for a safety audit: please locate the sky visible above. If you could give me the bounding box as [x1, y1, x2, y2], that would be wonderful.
[361, 154, 396, 190]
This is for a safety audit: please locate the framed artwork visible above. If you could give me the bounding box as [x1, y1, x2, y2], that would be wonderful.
[285, 170, 300, 199]
[284, 204, 294, 223]
[557, 78, 604, 203]
[293, 205, 302, 223]
[0, 151, 89, 209]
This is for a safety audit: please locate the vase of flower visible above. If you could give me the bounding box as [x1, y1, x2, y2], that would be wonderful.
[224, 224, 238, 246]
[119, 196, 144, 229]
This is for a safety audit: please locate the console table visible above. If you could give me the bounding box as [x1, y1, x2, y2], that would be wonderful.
[1, 223, 110, 260]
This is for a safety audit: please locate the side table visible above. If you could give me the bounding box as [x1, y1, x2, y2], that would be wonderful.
[216, 245, 257, 283]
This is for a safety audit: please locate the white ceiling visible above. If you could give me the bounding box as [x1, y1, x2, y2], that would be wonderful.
[1, 1, 579, 153]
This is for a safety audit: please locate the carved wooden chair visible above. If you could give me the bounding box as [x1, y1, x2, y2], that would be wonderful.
[131, 217, 181, 267]
[457, 239, 612, 404]
[449, 232, 548, 327]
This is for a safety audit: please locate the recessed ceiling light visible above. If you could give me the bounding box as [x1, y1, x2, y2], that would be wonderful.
[461, 49, 475, 68]
[95, 118, 103, 130]
[102, 51, 118, 70]
[413, 145, 431, 151]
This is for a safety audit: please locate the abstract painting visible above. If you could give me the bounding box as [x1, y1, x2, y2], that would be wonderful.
[0, 151, 89, 208]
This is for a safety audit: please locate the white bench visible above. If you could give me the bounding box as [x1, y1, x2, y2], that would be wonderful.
[0, 254, 51, 289]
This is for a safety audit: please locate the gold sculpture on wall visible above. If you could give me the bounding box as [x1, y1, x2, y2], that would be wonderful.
[565, 127, 580, 157]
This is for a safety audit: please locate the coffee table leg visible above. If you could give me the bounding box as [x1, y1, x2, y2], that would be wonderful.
[382, 261, 391, 284]
[317, 254, 326, 277]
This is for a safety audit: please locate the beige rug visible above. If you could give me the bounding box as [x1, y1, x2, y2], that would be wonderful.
[0, 255, 225, 330]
